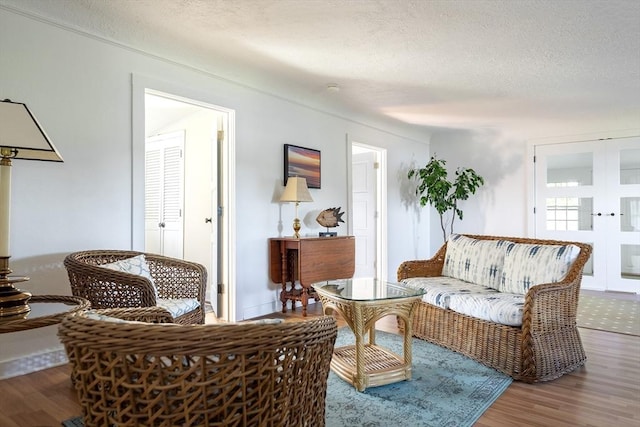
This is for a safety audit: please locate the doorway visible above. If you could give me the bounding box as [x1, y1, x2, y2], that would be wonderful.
[132, 78, 236, 321]
[348, 140, 387, 281]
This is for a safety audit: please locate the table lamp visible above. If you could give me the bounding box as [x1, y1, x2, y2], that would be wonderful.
[280, 176, 313, 238]
[0, 99, 63, 318]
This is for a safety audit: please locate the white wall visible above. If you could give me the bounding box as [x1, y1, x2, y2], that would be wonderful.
[428, 129, 528, 252]
[0, 8, 431, 377]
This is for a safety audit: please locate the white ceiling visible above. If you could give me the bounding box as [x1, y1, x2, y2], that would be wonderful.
[3, 0, 640, 139]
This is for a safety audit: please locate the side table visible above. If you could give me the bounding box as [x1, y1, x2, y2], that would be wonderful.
[0, 295, 90, 334]
[268, 236, 355, 316]
[313, 278, 425, 392]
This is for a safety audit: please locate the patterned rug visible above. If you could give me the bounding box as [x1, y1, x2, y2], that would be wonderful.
[326, 328, 512, 427]
[63, 328, 512, 427]
[577, 291, 640, 336]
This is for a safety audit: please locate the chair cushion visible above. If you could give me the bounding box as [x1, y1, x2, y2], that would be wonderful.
[442, 234, 512, 290]
[157, 298, 200, 319]
[100, 254, 158, 298]
[82, 309, 145, 324]
[448, 292, 525, 326]
[500, 243, 581, 294]
[401, 276, 499, 309]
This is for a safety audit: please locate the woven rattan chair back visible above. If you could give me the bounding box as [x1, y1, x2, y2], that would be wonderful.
[64, 250, 207, 324]
[59, 311, 337, 427]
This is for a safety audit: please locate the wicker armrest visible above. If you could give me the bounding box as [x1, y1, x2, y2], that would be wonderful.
[145, 254, 207, 304]
[397, 243, 447, 281]
[522, 242, 591, 333]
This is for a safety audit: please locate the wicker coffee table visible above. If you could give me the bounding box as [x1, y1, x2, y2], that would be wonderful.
[313, 278, 425, 392]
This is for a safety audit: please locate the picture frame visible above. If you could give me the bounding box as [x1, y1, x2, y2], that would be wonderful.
[284, 144, 321, 189]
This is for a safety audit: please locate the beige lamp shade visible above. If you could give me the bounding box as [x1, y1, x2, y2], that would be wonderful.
[0, 99, 63, 162]
[280, 177, 313, 203]
[280, 177, 313, 238]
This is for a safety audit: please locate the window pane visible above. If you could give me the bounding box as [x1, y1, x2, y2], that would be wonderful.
[545, 197, 593, 231]
[621, 197, 640, 232]
[547, 152, 593, 187]
[621, 244, 640, 280]
[620, 149, 640, 185]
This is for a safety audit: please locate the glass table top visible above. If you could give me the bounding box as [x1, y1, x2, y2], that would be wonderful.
[313, 277, 425, 301]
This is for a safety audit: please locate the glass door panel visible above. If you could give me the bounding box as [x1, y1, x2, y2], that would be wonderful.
[535, 137, 640, 293]
[620, 148, 640, 185]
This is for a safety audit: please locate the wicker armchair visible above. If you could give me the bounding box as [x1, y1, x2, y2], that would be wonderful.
[58, 309, 338, 427]
[64, 250, 207, 324]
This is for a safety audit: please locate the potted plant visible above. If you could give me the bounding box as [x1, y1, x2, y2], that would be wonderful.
[408, 155, 485, 242]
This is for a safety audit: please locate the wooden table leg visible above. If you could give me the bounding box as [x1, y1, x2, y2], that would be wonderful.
[301, 287, 308, 317]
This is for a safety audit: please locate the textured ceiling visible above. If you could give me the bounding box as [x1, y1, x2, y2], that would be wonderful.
[2, 0, 640, 139]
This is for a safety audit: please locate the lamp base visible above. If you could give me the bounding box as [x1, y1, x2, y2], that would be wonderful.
[292, 218, 301, 239]
[0, 257, 31, 318]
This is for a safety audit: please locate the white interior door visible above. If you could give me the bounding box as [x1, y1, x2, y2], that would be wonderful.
[352, 151, 377, 278]
[145, 131, 185, 259]
[534, 137, 640, 293]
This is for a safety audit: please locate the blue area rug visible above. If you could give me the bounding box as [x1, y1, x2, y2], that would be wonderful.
[325, 328, 512, 427]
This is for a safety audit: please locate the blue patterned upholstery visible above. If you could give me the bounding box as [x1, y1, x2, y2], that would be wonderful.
[402, 276, 499, 309]
[500, 243, 581, 294]
[402, 236, 581, 327]
[442, 234, 512, 290]
[157, 298, 201, 319]
[449, 292, 525, 326]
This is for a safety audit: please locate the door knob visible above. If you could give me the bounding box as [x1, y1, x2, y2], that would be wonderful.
[159, 222, 165, 228]
[205, 218, 212, 223]
[591, 213, 602, 216]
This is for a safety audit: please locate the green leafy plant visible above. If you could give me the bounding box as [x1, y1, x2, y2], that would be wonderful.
[408, 155, 485, 242]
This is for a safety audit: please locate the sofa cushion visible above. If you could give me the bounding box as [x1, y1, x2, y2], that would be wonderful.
[100, 254, 158, 299]
[442, 234, 512, 290]
[157, 298, 200, 319]
[401, 276, 499, 309]
[500, 243, 581, 294]
[448, 292, 525, 326]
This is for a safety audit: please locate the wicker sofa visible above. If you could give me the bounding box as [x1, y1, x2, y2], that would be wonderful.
[397, 234, 592, 383]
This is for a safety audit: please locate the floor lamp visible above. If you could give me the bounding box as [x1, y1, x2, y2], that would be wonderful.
[280, 177, 313, 238]
[0, 99, 63, 318]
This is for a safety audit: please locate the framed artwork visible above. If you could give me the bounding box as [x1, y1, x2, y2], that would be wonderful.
[284, 144, 321, 189]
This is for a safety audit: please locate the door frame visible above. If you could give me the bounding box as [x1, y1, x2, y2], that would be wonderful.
[131, 74, 236, 321]
[347, 137, 387, 282]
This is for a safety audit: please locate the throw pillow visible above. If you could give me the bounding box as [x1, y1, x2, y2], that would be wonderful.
[500, 243, 581, 294]
[100, 254, 158, 299]
[442, 234, 513, 290]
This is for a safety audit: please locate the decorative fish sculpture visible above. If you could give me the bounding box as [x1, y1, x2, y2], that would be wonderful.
[316, 207, 345, 228]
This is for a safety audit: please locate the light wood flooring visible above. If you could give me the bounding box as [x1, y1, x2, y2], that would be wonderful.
[1, 302, 638, 427]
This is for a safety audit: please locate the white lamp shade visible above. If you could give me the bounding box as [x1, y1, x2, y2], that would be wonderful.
[0, 99, 63, 162]
[280, 177, 313, 203]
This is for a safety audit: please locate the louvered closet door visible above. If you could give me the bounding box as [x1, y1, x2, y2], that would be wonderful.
[145, 131, 185, 259]
[534, 137, 640, 293]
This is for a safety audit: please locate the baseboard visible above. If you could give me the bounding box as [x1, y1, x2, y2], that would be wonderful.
[0, 346, 68, 380]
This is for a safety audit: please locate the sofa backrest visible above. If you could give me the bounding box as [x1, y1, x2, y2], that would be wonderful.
[443, 234, 582, 294]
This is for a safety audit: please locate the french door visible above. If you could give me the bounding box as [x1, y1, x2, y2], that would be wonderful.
[534, 137, 640, 293]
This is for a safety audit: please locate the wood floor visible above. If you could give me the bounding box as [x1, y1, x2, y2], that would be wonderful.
[1, 302, 638, 427]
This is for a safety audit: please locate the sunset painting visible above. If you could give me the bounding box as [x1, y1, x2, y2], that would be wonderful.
[284, 144, 321, 188]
